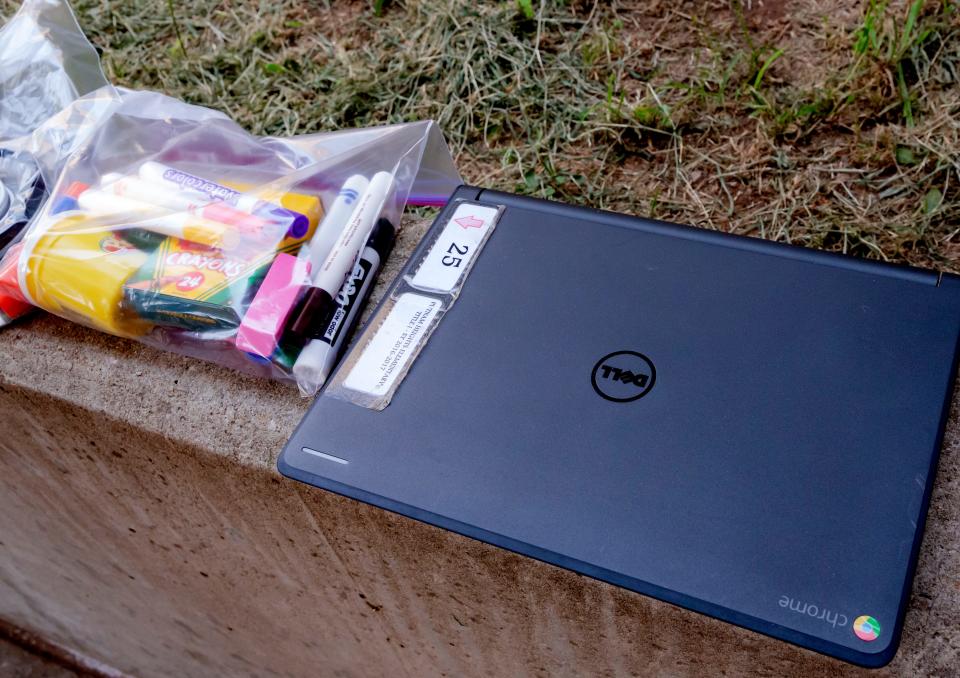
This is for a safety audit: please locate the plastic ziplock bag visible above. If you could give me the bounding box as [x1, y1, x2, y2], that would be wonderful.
[0, 0, 111, 324]
[15, 87, 461, 394]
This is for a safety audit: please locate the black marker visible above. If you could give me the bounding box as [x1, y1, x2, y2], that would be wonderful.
[291, 218, 396, 389]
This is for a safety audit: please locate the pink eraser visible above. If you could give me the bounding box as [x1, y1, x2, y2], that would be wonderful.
[236, 254, 311, 358]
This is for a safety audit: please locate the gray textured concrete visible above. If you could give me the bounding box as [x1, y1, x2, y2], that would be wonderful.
[0, 636, 79, 678]
[0, 215, 958, 676]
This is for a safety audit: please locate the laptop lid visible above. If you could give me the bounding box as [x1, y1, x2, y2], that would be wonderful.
[280, 185, 960, 667]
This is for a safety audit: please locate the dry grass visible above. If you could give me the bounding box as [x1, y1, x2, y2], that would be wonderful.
[4, 0, 959, 270]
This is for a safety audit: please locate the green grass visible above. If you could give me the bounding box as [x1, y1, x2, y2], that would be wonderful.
[3, 0, 959, 271]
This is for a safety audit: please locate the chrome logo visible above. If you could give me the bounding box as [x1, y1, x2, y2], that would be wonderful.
[853, 615, 881, 642]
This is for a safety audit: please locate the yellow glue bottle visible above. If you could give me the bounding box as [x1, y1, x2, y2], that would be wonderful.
[18, 214, 152, 337]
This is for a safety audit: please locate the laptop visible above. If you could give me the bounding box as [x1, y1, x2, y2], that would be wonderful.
[279, 185, 960, 667]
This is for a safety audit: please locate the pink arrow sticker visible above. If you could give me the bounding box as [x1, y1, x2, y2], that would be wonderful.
[454, 215, 484, 229]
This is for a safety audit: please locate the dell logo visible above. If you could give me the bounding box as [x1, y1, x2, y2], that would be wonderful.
[597, 365, 648, 387]
[591, 351, 656, 402]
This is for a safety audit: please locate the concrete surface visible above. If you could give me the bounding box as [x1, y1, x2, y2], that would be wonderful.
[0, 615, 114, 677]
[0, 216, 959, 677]
[0, 635, 79, 678]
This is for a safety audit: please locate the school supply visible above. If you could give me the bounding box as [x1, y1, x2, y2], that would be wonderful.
[10, 84, 459, 392]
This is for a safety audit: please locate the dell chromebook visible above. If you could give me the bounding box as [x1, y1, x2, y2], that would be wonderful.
[280, 186, 960, 667]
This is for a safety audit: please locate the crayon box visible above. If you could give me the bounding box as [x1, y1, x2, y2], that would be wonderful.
[123, 192, 321, 331]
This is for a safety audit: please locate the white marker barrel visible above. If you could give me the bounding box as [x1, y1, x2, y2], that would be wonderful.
[281, 172, 395, 349]
[304, 174, 370, 281]
[315, 171, 395, 296]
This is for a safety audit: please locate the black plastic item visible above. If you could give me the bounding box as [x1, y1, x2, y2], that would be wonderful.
[0, 184, 9, 223]
[0, 174, 45, 256]
[0, 146, 47, 257]
[22, 171, 46, 218]
[280, 185, 960, 667]
[282, 286, 334, 350]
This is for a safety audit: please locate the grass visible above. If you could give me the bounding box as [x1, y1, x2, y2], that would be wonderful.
[3, 0, 959, 271]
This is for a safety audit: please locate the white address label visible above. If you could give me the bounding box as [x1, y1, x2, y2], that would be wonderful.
[409, 202, 499, 293]
[343, 293, 442, 396]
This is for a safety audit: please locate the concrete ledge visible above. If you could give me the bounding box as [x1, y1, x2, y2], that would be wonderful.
[1, 227, 959, 676]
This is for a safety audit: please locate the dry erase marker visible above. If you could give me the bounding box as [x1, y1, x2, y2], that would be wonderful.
[77, 187, 239, 249]
[282, 171, 395, 348]
[100, 174, 271, 232]
[303, 174, 370, 275]
[138, 161, 310, 237]
[293, 218, 395, 388]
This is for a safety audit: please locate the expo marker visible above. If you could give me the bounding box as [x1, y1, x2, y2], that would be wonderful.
[238, 175, 370, 364]
[302, 174, 370, 274]
[292, 218, 396, 389]
[138, 161, 310, 238]
[282, 171, 396, 350]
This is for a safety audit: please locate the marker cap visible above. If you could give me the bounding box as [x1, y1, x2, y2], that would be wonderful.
[291, 339, 331, 387]
[366, 217, 397, 258]
[50, 181, 88, 214]
[282, 285, 334, 350]
[265, 206, 310, 239]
